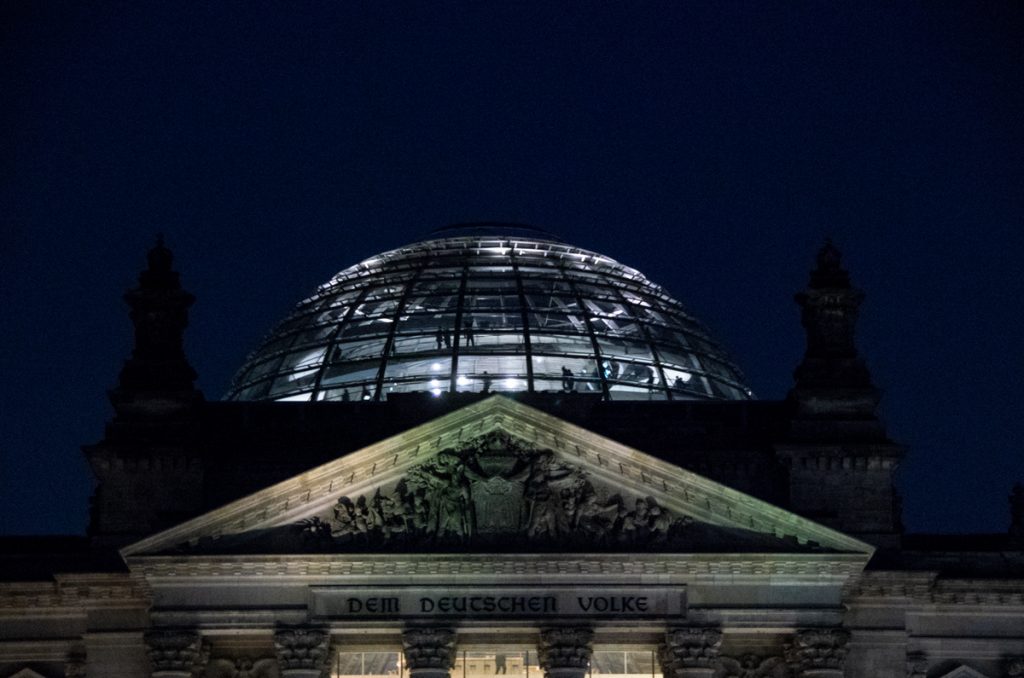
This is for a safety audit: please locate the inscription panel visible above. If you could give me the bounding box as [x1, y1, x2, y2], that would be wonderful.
[310, 585, 686, 620]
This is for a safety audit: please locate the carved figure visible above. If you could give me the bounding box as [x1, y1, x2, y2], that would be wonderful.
[331, 498, 359, 538]
[574, 493, 620, 543]
[525, 451, 577, 539]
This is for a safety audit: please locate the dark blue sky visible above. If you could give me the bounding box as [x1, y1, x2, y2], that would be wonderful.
[2, 2, 1021, 536]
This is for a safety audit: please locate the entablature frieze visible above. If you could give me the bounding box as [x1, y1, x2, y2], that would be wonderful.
[844, 571, 1024, 606]
[127, 554, 868, 580]
[0, 573, 150, 612]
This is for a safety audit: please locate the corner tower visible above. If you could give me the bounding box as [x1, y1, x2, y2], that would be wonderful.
[84, 237, 205, 545]
[777, 241, 904, 548]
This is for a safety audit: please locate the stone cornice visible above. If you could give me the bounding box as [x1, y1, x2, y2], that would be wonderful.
[127, 552, 869, 580]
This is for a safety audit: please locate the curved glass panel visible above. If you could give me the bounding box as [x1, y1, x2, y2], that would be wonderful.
[225, 234, 753, 402]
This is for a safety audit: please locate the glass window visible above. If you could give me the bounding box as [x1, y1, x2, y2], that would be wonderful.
[333, 651, 401, 678]
[606, 383, 668, 401]
[591, 317, 645, 339]
[270, 367, 318, 394]
[404, 295, 461, 314]
[383, 357, 451, 382]
[590, 651, 658, 678]
[532, 356, 602, 393]
[451, 650, 537, 678]
[526, 294, 582, 312]
[596, 337, 655, 363]
[462, 312, 524, 334]
[236, 380, 273, 399]
[357, 298, 401, 318]
[465, 278, 517, 292]
[391, 333, 446, 356]
[320, 361, 380, 388]
[654, 343, 703, 372]
[529, 333, 596, 356]
[331, 338, 388, 362]
[454, 355, 528, 393]
[528, 312, 588, 333]
[338, 318, 395, 340]
[246, 354, 285, 382]
[291, 325, 336, 349]
[662, 366, 708, 396]
[279, 347, 326, 372]
[396, 313, 460, 337]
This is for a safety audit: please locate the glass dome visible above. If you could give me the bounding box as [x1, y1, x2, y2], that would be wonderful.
[225, 226, 753, 402]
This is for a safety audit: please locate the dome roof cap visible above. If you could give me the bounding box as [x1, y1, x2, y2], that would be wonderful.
[226, 230, 752, 403]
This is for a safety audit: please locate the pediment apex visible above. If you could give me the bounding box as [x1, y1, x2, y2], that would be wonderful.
[123, 396, 873, 558]
[937, 666, 990, 678]
[9, 669, 49, 678]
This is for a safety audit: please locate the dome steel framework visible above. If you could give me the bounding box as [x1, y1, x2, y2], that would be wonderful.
[225, 232, 753, 402]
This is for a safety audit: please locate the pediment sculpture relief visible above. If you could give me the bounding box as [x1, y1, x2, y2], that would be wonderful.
[295, 432, 692, 549]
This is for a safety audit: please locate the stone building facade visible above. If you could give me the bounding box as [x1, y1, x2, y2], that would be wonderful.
[1, 230, 1022, 678]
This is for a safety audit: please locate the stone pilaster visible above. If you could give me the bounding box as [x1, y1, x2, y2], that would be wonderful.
[784, 629, 849, 678]
[905, 651, 927, 678]
[659, 628, 722, 678]
[274, 627, 331, 678]
[402, 627, 457, 678]
[538, 628, 594, 678]
[145, 630, 204, 678]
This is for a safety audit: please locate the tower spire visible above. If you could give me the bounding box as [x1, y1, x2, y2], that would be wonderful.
[790, 239, 879, 417]
[109, 235, 201, 417]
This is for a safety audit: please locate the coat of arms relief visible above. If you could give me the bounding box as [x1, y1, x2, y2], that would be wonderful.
[296, 431, 691, 549]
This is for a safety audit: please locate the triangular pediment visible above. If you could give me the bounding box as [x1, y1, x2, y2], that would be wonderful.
[9, 669, 49, 678]
[123, 396, 873, 558]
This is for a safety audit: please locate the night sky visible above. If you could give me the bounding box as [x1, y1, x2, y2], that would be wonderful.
[2, 3, 1021, 536]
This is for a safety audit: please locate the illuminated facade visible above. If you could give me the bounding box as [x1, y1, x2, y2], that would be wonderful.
[1, 230, 1022, 678]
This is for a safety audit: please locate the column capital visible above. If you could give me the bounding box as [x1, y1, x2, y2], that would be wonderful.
[402, 627, 457, 678]
[1005, 655, 1024, 677]
[537, 627, 593, 669]
[145, 629, 204, 678]
[659, 627, 722, 675]
[274, 627, 330, 678]
[784, 629, 849, 677]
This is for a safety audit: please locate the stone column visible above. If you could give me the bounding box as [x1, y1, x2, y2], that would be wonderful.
[402, 627, 457, 678]
[274, 627, 331, 678]
[145, 630, 205, 678]
[659, 628, 722, 678]
[538, 628, 593, 678]
[784, 629, 849, 678]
